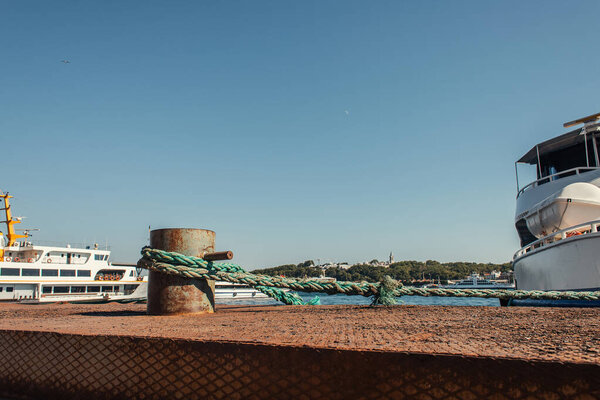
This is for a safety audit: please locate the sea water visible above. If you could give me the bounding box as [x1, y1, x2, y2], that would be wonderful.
[217, 293, 500, 307]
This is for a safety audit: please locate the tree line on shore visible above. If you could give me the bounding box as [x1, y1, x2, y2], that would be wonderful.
[253, 260, 512, 284]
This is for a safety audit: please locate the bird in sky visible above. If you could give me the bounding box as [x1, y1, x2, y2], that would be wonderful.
[61, 60, 70, 64]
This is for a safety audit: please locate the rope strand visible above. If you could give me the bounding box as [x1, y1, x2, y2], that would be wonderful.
[138, 247, 600, 305]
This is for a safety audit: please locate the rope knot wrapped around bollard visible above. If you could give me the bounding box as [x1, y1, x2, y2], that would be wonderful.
[138, 247, 600, 306]
[372, 276, 401, 306]
[138, 247, 320, 305]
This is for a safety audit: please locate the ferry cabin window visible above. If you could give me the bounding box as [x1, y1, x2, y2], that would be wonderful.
[53, 286, 69, 294]
[71, 286, 85, 293]
[0, 287, 2, 292]
[87, 286, 100, 293]
[124, 284, 139, 294]
[42, 286, 52, 294]
[6, 287, 13, 293]
[21, 268, 40, 277]
[0, 268, 20, 276]
[94, 254, 103, 261]
[77, 270, 91, 277]
[59, 270, 76, 277]
[42, 269, 59, 277]
[101, 286, 114, 292]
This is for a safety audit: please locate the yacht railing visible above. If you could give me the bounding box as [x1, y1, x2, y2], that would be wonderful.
[513, 219, 600, 259]
[517, 167, 600, 197]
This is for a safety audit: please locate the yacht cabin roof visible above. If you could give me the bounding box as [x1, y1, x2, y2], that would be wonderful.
[517, 127, 587, 164]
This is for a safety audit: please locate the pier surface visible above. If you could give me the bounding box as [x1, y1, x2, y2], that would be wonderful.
[1, 303, 599, 399]
[0, 302, 598, 363]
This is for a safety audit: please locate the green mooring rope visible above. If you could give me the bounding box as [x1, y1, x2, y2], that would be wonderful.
[137, 247, 600, 306]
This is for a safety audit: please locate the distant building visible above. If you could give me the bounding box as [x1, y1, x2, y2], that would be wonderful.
[389, 252, 394, 264]
[316, 262, 351, 270]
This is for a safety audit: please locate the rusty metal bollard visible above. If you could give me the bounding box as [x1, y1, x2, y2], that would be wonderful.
[147, 228, 216, 315]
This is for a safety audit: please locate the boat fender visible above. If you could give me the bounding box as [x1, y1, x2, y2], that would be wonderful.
[4, 257, 11, 262]
[13, 257, 20, 263]
[47, 258, 52, 263]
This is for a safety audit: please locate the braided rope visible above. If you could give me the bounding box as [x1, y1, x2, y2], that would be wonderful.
[138, 248, 321, 305]
[139, 247, 600, 305]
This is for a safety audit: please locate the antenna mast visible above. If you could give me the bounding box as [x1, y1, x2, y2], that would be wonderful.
[0, 191, 28, 247]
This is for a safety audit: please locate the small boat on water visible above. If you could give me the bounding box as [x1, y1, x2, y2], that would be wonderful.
[513, 112, 600, 293]
[447, 274, 514, 290]
[215, 282, 269, 299]
[0, 190, 267, 303]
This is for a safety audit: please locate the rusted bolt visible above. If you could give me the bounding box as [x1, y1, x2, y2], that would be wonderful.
[203, 251, 233, 261]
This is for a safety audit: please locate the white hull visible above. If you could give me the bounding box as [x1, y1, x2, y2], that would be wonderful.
[1, 282, 148, 303]
[214, 287, 269, 299]
[5, 287, 269, 303]
[3, 282, 268, 303]
[37, 282, 147, 303]
[524, 182, 600, 237]
[214, 282, 269, 299]
[513, 233, 600, 291]
[516, 169, 600, 220]
[0, 273, 269, 303]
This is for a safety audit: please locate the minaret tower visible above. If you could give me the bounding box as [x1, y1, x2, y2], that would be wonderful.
[389, 251, 394, 264]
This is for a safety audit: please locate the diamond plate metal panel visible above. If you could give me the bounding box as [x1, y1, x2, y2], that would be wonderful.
[0, 330, 598, 399]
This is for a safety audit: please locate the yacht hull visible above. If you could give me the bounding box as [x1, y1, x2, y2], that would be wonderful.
[513, 234, 600, 291]
[524, 182, 600, 238]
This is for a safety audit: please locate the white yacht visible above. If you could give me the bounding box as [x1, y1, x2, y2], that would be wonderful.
[513, 112, 600, 291]
[0, 192, 148, 303]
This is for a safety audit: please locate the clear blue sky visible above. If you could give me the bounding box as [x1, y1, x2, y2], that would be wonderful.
[2, 1, 599, 268]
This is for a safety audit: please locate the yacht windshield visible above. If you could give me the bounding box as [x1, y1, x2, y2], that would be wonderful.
[538, 139, 597, 179]
[517, 131, 600, 193]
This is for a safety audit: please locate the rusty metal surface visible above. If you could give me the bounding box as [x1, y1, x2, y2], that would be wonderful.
[0, 329, 598, 400]
[147, 228, 216, 315]
[0, 303, 599, 365]
[203, 250, 234, 261]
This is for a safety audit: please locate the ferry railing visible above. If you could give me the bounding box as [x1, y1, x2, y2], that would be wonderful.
[513, 219, 600, 259]
[13, 240, 110, 251]
[516, 167, 600, 197]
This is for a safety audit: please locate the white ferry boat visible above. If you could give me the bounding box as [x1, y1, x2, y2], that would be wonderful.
[0, 191, 147, 303]
[0, 191, 268, 302]
[512, 112, 600, 291]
